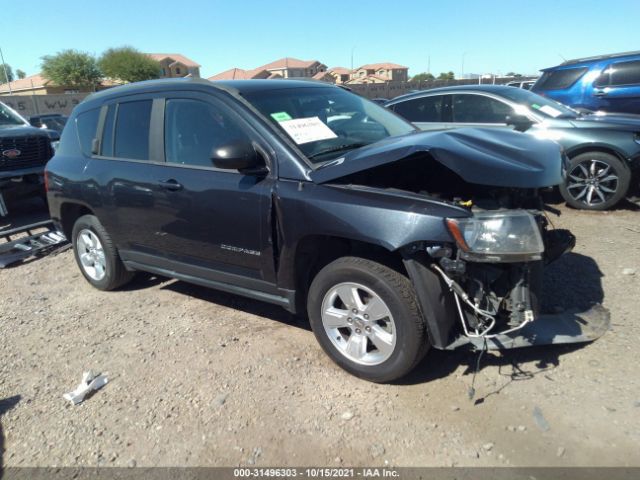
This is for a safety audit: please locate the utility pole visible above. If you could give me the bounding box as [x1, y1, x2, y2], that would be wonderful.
[461, 52, 468, 79]
[427, 55, 431, 74]
[350, 46, 356, 71]
[0, 46, 13, 94]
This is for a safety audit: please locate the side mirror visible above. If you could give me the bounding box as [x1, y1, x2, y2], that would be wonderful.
[505, 114, 534, 132]
[211, 140, 264, 173]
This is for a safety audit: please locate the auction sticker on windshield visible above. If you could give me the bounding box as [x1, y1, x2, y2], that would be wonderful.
[533, 104, 562, 118]
[279, 116, 338, 144]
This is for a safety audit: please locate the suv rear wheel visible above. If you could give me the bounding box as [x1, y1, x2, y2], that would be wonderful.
[560, 152, 630, 210]
[307, 256, 429, 383]
[72, 214, 134, 290]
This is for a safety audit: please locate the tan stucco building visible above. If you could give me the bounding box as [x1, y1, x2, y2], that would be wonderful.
[346, 63, 409, 84]
[147, 53, 201, 78]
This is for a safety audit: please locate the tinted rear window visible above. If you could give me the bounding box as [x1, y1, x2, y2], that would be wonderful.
[610, 60, 640, 86]
[536, 67, 587, 90]
[452, 94, 514, 123]
[114, 100, 152, 160]
[76, 108, 100, 156]
[392, 95, 444, 122]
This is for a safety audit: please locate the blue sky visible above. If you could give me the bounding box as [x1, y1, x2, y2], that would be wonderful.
[1, 0, 638, 79]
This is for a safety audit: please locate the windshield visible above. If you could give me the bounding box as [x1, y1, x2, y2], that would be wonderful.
[243, 86, 415, 164]
[499, 88, 578, 119]
[0, 102, 28, 127]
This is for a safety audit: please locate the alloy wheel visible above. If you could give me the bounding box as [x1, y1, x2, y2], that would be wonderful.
[566, 159, 619, 207]
[76, 229, 107, 281]
[321, 282, 396, 366]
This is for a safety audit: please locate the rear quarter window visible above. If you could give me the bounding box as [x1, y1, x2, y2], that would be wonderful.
[537, 67, 588, 90]
[75, 108, 100, 156]
[610, 60, 640, 86]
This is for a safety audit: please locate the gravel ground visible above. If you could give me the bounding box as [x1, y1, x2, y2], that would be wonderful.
[0, 202, 639, 468]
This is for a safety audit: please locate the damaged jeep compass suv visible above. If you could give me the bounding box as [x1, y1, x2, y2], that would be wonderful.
[46, 79, 608, 382]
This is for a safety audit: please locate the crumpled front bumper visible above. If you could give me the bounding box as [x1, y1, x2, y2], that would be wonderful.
[445, 303, 610, 350]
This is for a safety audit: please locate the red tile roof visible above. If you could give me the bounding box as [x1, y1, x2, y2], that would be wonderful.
[344, 74, 389, 84]
[147, 53, 201, 68]
[356, 63, 408, 71]
[207, 68, 268, 80]
[328, 67, 352, 75]
[312, 71, 332, 80]
[0, 74, 49, 93]
[257, 57, 323, 70]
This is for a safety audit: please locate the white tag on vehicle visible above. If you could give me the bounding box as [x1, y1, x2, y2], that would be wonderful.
[279, 116, 338, 145]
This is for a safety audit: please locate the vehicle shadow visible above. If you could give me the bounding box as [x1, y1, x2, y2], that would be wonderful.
[0, 395, 21, 474]
[543, 188, 640, 212]
[397, 343, 585, 393]
[541, 251, 604, 311]
[119, 273, 167, 292]
[144, 251, 604, 389]
[161, 280, 309, 331]
[611, 198, 640, 211]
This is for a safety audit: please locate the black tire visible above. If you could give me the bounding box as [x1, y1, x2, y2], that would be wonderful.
[71, 214, 134, 291]
[307, 256, 429, 383]
[559, 152, 630, 210]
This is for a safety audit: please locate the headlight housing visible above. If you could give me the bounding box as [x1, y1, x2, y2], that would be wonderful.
[446, 211, 544, 262]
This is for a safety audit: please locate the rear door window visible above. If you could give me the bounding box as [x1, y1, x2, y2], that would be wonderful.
[76, 108, 100, 156]
[451, 94, 514, 123]
[537, 67, 588, 90]
[113, 100, 152, 160]
[392, 95, 444, 122]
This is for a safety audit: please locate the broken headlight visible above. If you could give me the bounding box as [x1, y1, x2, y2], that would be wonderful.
[446, 211, 544, 262]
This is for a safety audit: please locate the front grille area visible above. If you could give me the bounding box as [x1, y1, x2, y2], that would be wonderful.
[0, 135, 53, 171]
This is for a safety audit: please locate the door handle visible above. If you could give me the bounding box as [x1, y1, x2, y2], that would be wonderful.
[158, 179, 183, 191]
[593, 89, 608, 97]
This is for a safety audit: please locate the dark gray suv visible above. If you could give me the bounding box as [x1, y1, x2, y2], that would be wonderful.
[46, 79, 607, 382]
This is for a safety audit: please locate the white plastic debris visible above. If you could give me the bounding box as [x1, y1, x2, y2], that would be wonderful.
[63, 370, 108, 405]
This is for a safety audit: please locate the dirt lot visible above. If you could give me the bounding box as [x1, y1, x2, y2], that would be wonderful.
[1, 202, 639, 468]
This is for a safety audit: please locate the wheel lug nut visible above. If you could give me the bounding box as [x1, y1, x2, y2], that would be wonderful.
[355, 328, 361, 334]
[363, 314, 369, 319]
[347, 318, 353, 323]
[365, 326, 371, 333]
[352, 308, 358, 314]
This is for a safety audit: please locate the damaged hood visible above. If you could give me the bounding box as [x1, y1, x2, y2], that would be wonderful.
[310, 128, 564, 188]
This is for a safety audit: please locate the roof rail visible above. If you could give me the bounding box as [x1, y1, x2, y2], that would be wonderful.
[561, 50, 640, 66]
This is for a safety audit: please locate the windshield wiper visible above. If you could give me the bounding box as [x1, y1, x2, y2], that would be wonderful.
[307, 142, 369, 160]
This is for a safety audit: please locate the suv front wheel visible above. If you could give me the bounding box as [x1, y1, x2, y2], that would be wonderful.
[307, 256, 429, 383]
[72, 214, 134, 291]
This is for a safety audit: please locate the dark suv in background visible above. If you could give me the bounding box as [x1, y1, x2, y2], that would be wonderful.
[0, 101, 56, 214]
[46, 78, 605, 382]
[532, 51, 640, 114]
